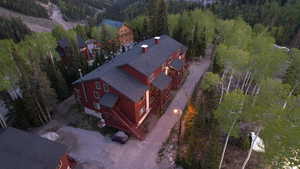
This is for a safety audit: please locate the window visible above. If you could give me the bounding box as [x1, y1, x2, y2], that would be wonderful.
[94, 102, 101, 110]
[149, 74, 155, 82]
[94, 91, 100, 99]
[103, 83, 109, 93]
[139, 95, 145, 102]
[179, 52, 184, 59]
[57, 160, 62, 169]
[139, 105, 146, 116]
[95, 81, 101, 90]
[164, 66, 169, 75]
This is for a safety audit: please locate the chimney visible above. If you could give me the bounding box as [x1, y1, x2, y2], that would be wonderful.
[154, 36, 160, 44]
[141, 44, 149, 53]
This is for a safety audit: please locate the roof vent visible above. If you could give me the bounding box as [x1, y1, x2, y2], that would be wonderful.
[141, 44, 149, 53]
[154, 36, 160, 44]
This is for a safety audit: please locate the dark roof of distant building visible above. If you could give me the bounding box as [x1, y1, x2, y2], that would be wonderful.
[58, 38, 70, 48]
[73, 35, 187, 102]
[58, 36, 86, 49]
[152, 73, 172, 91]
[100, 93, 119, 108]
[101, 19, 124, 28]
[0, 127, 67, 169]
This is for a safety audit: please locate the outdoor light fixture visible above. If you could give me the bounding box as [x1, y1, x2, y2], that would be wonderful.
[173, 109, 182, 115]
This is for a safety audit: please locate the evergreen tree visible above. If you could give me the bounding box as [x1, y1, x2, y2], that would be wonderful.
[173, 15, 185, 44]
[44, 60, 70, 100]
[74, 25, 89, 40]
[203, 121, 221, 169]
[148, 0, 169, 36]
[156, 0, 169, 35]
[0, 17, 32, 42]
[142, 17, 149, 39]
[16, 39, 58, 125]
[284, 49, 300, 95]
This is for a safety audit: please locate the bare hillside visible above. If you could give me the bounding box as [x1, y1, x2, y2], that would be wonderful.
[0, 3, 81, 32]
[0, 7, 54, 32]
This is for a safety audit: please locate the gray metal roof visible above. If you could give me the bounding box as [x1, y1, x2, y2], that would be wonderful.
[101, 19, 124, 28]
[152, 73, 172, 91]
[0, 127, 67, 169]
[100, 93, 119, 108]
[127, 37, 187, 76]
[73, 35, 187, 102]
[170, 59, 184, 71]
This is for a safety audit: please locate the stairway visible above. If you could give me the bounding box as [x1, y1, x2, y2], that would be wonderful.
[109, 108, 145, 140]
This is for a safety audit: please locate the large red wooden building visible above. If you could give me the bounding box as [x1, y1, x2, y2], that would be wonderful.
[73, 35, 187, 140]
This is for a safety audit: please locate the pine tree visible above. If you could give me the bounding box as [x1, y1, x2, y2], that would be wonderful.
[142, 17, 149, 39]
[156, 0, 169, 35]
[147, 0, 169, 36]
[44, 61, 70, 100]
[284, 48, 300, 95]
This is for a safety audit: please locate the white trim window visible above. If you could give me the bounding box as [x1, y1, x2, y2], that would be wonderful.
[95, 81, 101, 90]
[94, 91, 100, 99]
[57, 160, 62, 169]
[164, 66, 169, 75]
[103, 83, 109, 93]
[139, 105, 146, 117]
[94, 102, 101, 110]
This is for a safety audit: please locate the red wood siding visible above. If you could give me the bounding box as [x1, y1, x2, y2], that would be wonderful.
[59, 155, 73, 169]
[73, 79, 136, 123]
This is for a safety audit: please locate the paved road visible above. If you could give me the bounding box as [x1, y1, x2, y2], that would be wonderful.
[109, 58, 211, 169]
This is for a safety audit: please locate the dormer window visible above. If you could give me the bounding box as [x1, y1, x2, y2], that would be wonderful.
[94, 91, 100, 99]
[95, 81, 101, 90]
[94, 102, 101, 110]
[103, 83, 109, 93]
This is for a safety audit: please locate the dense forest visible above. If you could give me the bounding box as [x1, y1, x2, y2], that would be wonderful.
[0, 17, 32, 42]
[0, 0, 299, 169]
[0, 0, 48, 18]
[212, 0, 300, 47]
[53, 0, 111, 21]
[105, 0, 203, 21]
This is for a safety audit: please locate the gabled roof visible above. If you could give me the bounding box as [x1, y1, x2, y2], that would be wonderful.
[0, 127, 67, 169]
[73, 35, 187, 102]
[101, 19, 124, 28]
